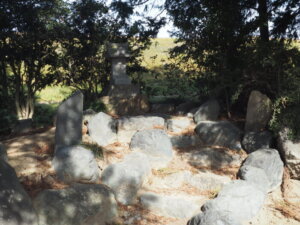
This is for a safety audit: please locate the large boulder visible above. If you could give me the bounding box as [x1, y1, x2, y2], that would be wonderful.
[130, 129, 173, 168]
[166, 117, 193, 133]
[195, 121, 242, 150]
[170, 135, 200, 148]
[33, 183, 118, 225]
[140, 192, 200, 219]
[55, 91, 83, 149]
[182, 147, 243, 169]
[245, 90, 272, 132]
[202, 180, 265, 222]
[0, 142, 8, 161]
[277, 128, 300, 180]
[101, 152, 151, 205]
[193, 99, 220, 124]
[241, 148, 284, 191]
[88, 112, 117, 146]
[117, 116, 165, 143]
[52, 145, 100, 183]
[242, 131, 273, 153]
[0, 160, 38, 225]
[187, 210, 241, 225]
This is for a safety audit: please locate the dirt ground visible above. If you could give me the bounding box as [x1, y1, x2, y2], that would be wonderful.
[2, 128, 300, 225]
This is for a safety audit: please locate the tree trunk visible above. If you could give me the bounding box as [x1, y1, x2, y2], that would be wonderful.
[258, 0, 269, 42]
[0, 61, 9, 99]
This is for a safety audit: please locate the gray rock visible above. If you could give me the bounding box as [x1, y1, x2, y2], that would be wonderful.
[166, 117, 193, 133]
[183, 147, 243, 169]
[55, 91, 83, 149]
[0, 160, 38, 225]
[187, 210, 241, 225]
[195, 121, 242, 150]
[202, 180, 265, 222]
[170, 135, 200, 148]
[238, 165, 270, 193]
[101, 152, 151, 205]
[277, 128, 300, 179]
[187, 172, 231, 191]
[83, 109, 96, 125]
[146, 171, 192, 189]
[242, 148, 284, 191]
[130, 129, 173, 168]
[33, 183, 118, 225]
[242, 131, 273, 153]
[245, 90, 272, 132]
[52, 145, 100, 183]
[117, 116, 165, 143]
[88, 112, 117, 146]
[193, 99, 220, 124]
[12, 119, 33, 134]
[140, 192, 199, 218]
[0, 142, 8, 161]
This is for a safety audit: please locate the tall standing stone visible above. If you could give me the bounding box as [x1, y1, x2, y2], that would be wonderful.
[55, 91, 83, 150]
[245, 90, 272, 132]
[107, 43, 131, 85]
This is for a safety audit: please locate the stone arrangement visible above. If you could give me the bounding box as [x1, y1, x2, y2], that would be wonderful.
[2, 89, 299, 225]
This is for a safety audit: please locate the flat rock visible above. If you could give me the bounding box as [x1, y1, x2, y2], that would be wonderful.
[170, 135, 200, 148]
[245, 90, 272, 132]
[130, 129, 173, 169]
[52, 145, 100, 183]
[140, 192, 200, 218]
[0, 160, 38, 225]
[117, 116, 165, 143]
[33, 183, 118, 225]
[182, 147, 243, 169]
[166, 117, 193, 133]
[193, 99, 220, 124]
[242, 131, 273, 153]
[101, 152, 151, 205]
[88, 112, 117, 146]
[202, 180, 266, 222]
[187, 210, 241, 225]
[241, 148, 284, 191]
[195, 121, 242, 150]
[55, 91, 83, 149]
[277, 128, 300, 179]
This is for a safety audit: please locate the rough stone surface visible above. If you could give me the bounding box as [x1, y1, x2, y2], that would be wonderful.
[187, 210, 241, 225]
[83, 109, 96, 125]
[100, 95, 150, 116]
[202, 180, 266, 222]
[55, 91, 83, 149]
[88, 112, 117, 146]
[117, 116, 165, 143]
[0, 160, 38, 225]
[0, 142, 8, 161]
[195, 121, 242, 150]
[187, 172, 231, 191]
[101, 152, 151, 205]
[242, 131, 273, 153]
[245, 90, 272, 132]
[193, 99, 220, 124]
[238, 165, 270, 193]
[33, 183, 118, 225]
[151, 103, 175, 114]
[130, 129, 173, 168]
[166, 117, 193, 133]
[175, 102, 199, 115]
[52, 145, 100, 183]
[277, 128, 300, 180]
[170, 135, 200, 148]
[140, 192, 200, 219]
[242, 148, 284, 191]
[183, 147, 243, 169]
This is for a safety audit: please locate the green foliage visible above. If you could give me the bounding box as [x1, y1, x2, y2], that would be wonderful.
[0, 109, 18, 135]
[36, 85, 74, 103]
[84, 99, 106, 113]
[32, 103, 58, 128]
[80, 142, 103, 159]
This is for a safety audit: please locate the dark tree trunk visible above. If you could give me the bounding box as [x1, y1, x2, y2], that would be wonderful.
[258, 0, 269, 42]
